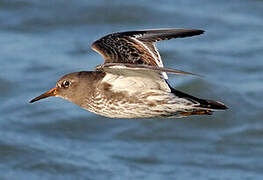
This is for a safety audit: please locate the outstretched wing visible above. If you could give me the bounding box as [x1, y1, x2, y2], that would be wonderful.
[96, 63, 201, 77]
[91, 28, 204, 67]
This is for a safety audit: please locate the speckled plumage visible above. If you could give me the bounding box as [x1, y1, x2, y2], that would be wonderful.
[30, 28, 227, 118]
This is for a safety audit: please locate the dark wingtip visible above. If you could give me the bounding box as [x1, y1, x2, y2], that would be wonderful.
[190, 29, 205, 36]
[174, 29, 205, 38]
[199, 30, 205, 35]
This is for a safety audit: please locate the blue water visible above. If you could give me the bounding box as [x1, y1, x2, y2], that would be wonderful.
[1, 0, 263, 179]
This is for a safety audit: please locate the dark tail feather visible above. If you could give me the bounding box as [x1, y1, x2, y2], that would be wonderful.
[198, 99, 228, 110]
[170, 87, 228, 110]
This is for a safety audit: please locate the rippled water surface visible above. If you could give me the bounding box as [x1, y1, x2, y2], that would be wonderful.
[1, 0, 263, 179]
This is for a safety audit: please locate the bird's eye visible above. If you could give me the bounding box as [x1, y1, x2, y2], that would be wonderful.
[62, 80, 71, 88]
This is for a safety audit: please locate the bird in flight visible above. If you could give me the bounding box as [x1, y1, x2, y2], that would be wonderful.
[30, 28, 227, 118]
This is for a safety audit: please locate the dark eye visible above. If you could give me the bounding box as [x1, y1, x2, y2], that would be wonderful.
[62, 80, 71, 88]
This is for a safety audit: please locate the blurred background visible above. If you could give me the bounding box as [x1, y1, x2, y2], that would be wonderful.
[0, 0, 262, 179]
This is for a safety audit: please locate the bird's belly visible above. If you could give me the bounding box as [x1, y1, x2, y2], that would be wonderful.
[83, 92, 193, 118]
[85, 102, 165, 118]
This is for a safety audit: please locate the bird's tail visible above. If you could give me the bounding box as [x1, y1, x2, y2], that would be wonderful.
[170, 87, 228, 116]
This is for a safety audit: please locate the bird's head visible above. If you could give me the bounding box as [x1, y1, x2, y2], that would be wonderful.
[30, 71, 105, 106]
[30, 72, 82, 104]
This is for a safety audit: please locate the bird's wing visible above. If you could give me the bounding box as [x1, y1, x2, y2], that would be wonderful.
[97, 63, 198, 95]
[96, 63, 200, 77]
[91, 28, 204, 79]
[100, 65, 172, 95]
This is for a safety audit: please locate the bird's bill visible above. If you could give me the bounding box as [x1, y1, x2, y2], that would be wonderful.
[30, 87, 57, 103]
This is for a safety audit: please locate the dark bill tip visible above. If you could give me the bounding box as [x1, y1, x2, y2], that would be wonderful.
[29, 99, 36, 103]
[29, 88, 57, 103]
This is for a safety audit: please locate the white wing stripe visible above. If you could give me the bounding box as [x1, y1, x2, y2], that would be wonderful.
[153, 44, 163, 66]
[131, 37, 168, 79]
[130, 37, 159, 66]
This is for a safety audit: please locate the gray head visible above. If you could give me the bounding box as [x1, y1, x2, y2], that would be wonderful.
[30, 71, 105, 105]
